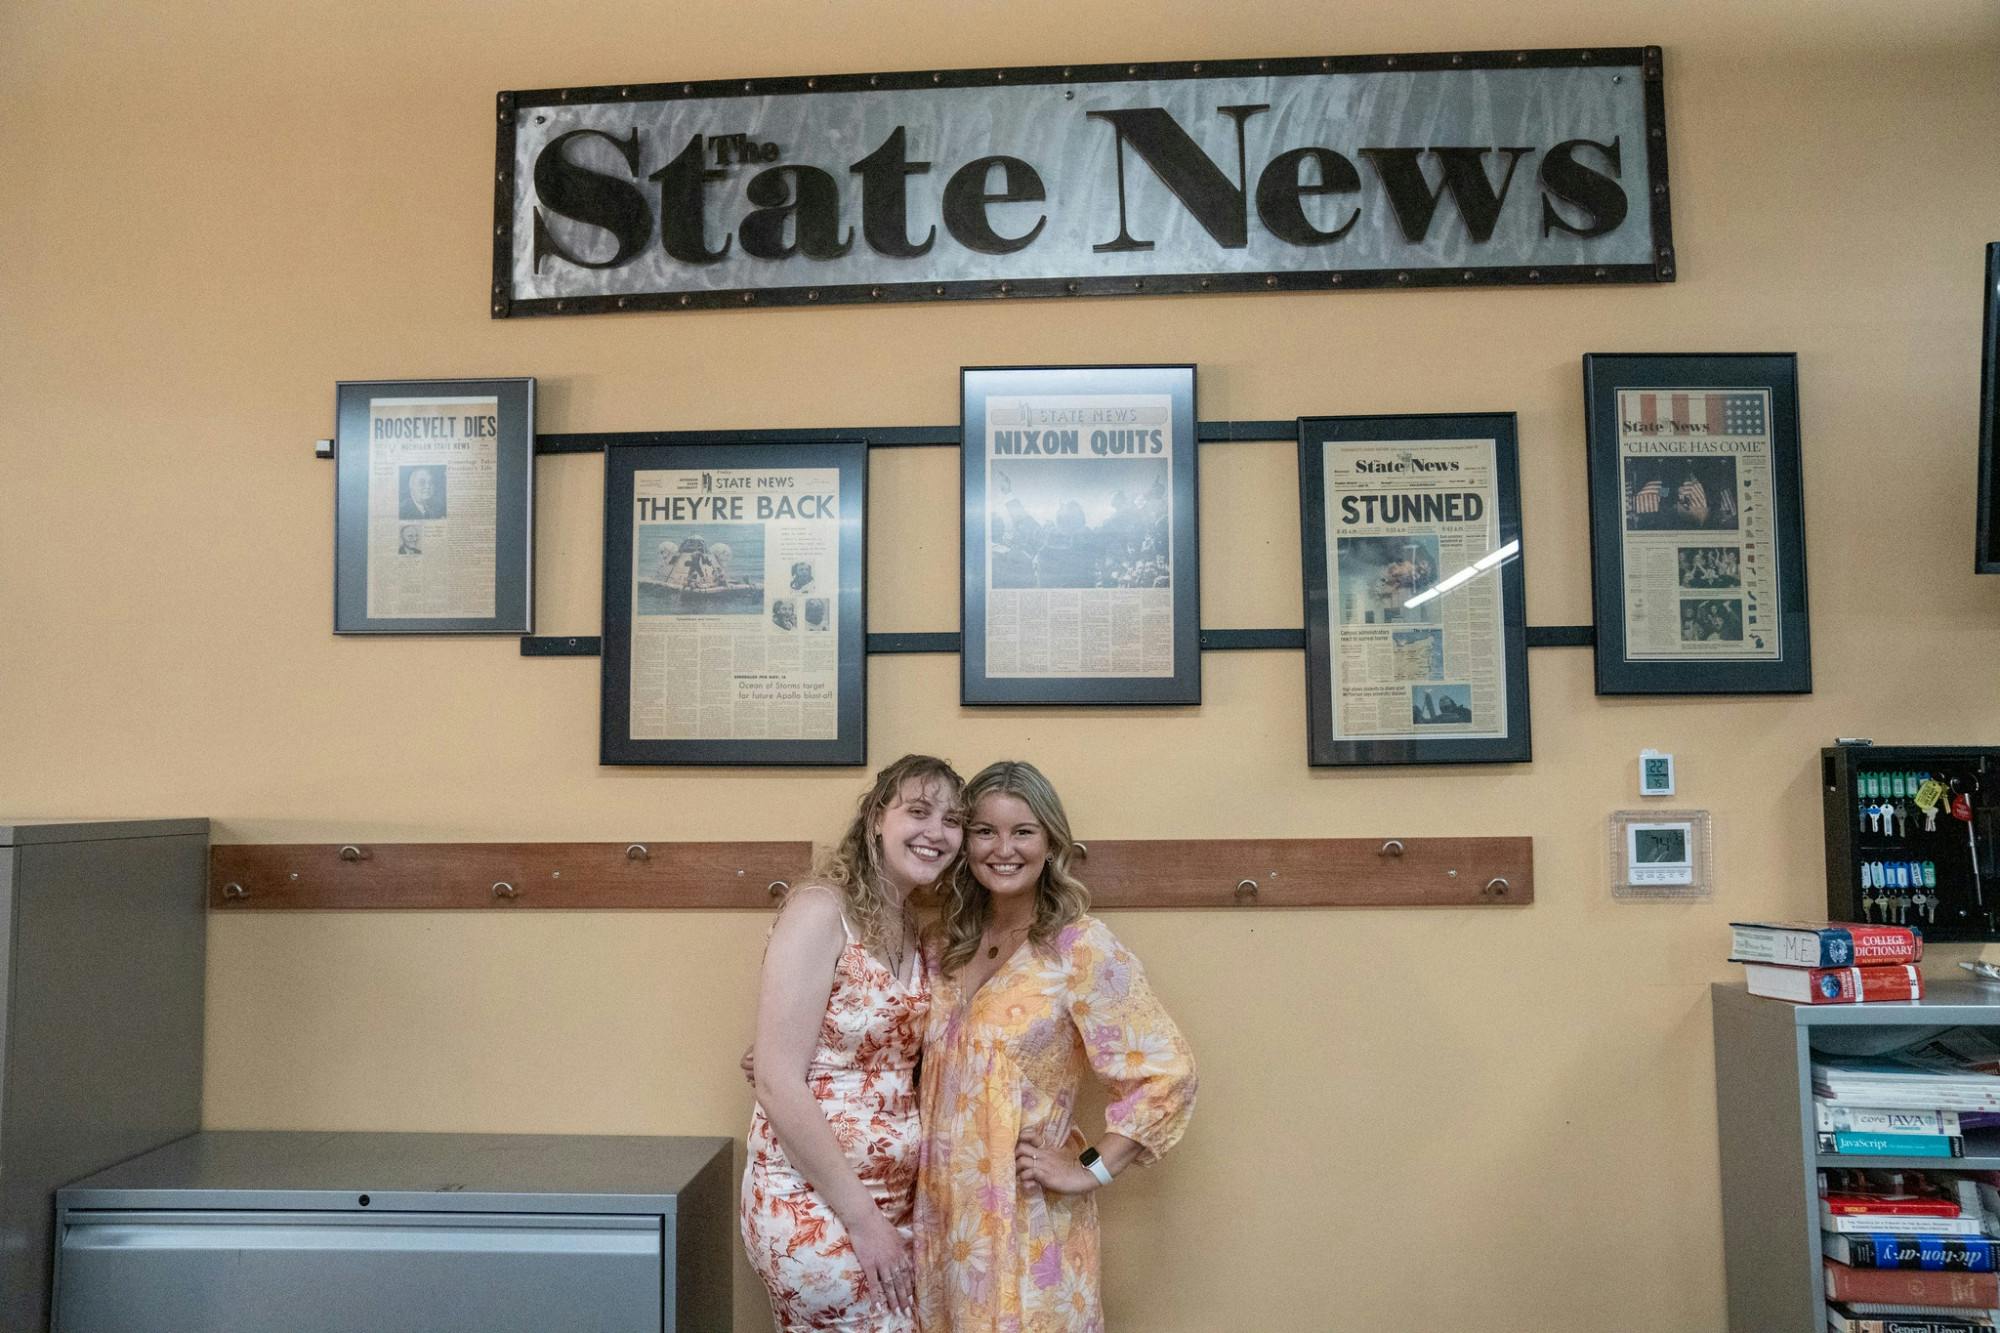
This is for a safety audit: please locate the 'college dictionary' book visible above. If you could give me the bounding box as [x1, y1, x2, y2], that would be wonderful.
[1730, 920, 1924, 967]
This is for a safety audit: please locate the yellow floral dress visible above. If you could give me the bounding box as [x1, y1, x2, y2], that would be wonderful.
[913, 915, 1196, 1332]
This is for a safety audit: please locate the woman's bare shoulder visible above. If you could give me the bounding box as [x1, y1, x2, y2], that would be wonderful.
[773, 882, 849, 935]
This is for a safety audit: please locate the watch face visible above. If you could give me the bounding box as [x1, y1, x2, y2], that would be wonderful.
[1078, 1147, 1101, 1166]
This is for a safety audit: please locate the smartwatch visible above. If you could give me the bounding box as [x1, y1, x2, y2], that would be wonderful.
[1079, 1146, 1114, 1188]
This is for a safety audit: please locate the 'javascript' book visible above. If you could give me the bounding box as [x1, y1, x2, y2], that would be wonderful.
[1821, 1132, 1967, 1158]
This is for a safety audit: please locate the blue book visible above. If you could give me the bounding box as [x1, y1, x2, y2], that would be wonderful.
[1824, 1232, 2000, 1271]
[1819, 1130, 1965, 1158]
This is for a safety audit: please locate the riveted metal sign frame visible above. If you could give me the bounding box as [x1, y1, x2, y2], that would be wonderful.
[494, 46, 1673, 317]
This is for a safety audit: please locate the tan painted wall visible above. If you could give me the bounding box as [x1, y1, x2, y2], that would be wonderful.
[6, 1, 2000, 1328]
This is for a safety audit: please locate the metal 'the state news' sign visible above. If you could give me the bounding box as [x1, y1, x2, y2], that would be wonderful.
[494, 48, 1672, 317]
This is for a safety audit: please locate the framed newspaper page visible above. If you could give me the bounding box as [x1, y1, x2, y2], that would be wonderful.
[1298, 413, 1530, 766]
[601, 439, 866, 766]
[333, 377, 535, 634]
[1583, 353, 1811, 694]
[960, 364, 1199, 706]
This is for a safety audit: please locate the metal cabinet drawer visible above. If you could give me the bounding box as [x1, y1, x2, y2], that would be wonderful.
[56, 1209, 664, 1333]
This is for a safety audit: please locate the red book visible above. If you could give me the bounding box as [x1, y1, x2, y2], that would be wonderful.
[1825, 1191, 1964, 1218]
[1742, 962, 1924, 1004]
[1825, 1260, 2000, 1306]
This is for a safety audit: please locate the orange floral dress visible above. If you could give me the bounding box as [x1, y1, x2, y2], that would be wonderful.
[741, 913, 930, 1333]
[913, 915, 1196, 1332]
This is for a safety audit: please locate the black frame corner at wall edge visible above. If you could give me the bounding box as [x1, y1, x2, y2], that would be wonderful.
[1977, 242, 2000, 573]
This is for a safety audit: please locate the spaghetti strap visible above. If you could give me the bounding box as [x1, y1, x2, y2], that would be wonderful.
[772, 883, 858, 951]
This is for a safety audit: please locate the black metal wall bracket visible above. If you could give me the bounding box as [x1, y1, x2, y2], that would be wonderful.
[524, 627, 1594, 656]
[520, 636, 602, 656]
[321, 416, 1593, 658]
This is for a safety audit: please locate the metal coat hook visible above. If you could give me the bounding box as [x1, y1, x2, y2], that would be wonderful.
[626, 845, 650, 861]
[493, 882, 518, 899]
[1234, 878, 1259, 902]
[338, 845, 367, 862]
[1483, 877, 1511, 897]
[768, 880, 789, 900]
[1380, 840, 1405, 857]
[1072, 842, 1089, 859]
[222, 883, 248, 900]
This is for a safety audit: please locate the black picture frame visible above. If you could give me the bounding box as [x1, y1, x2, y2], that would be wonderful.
[1297, 413, 1531, 766]
[960, 364, 1200, 706]
[601, 439, 867, 766]
[333, 378, 535, 634]
[1583, 353, 1811, 694]
[1978, 243, 2000, 574]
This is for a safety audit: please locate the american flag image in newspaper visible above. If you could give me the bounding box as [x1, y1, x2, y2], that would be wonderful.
[1633, 390, 1767, 435]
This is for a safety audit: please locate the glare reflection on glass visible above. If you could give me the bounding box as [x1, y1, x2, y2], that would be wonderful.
[1401, 540, 1520, 610]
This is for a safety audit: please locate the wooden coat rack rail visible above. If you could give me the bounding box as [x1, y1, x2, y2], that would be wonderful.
[208, 837, 1532, 910]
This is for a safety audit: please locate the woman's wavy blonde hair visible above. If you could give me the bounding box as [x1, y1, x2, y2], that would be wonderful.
[802, 753, 965, 957]
[938, 760, 1090, 974]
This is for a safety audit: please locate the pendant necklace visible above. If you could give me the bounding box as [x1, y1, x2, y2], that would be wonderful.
[885, 910, 911, 979]
[986, 923, 1030, 959]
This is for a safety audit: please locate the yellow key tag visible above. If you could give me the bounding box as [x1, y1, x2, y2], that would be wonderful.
[1916, 779, 1945, 812]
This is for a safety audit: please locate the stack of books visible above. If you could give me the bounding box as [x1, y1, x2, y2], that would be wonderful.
[1816, 1032, 2000, 1113]
[1818, 1101, 1990, 1160]
[1730, 920, 1925, 1003]
[1821, 1169, 2000, 1330]
[1815, 1029, 2000, 1161]
[1811, 1036, 2000, 1328]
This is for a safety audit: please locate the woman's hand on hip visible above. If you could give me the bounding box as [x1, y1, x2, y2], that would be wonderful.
[1015, 1129, 1101, 1197]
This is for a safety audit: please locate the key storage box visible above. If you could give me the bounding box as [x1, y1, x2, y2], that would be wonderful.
[1823, 744, 2000, 942]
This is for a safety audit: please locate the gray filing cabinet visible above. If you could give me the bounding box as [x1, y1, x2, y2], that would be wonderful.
[0, 818, 208, 1333]
[1711, 979, 2000, 1332]
[52, 1131, 733, 1333]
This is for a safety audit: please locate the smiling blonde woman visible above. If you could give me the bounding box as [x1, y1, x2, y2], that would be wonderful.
[914, 760, 1196, 1332]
